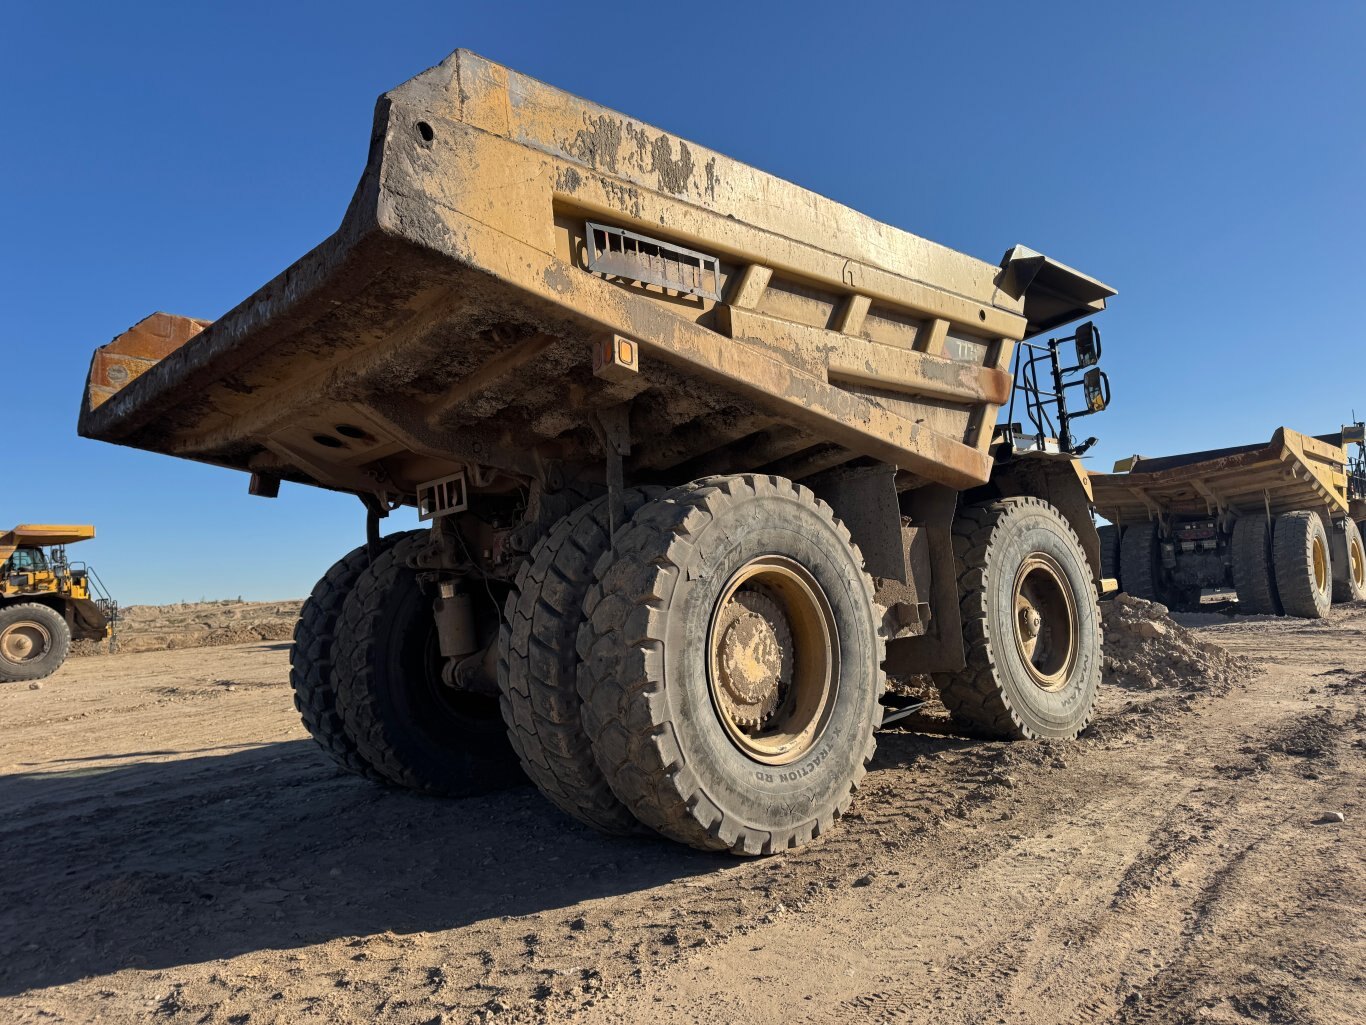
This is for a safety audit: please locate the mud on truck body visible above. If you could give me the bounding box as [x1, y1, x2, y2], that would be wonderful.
[79, 51, 1116, 854]
[1091, 425, 1366, 619]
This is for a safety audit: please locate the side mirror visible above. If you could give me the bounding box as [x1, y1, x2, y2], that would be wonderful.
[1074, 322, 1101, 367]
[1083, 368, 1110, 413]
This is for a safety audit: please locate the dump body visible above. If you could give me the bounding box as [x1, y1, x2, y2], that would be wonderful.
[79, 50, 1111, 504]
[1090, 428, 1352, 526]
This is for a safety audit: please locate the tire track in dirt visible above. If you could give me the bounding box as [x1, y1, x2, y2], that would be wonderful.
[571, 678, 1362, 1025]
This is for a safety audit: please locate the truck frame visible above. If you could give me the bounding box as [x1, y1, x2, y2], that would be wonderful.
[79, 50, 1115, 853]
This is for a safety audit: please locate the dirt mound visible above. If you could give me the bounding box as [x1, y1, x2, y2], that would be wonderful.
[1103, 593, 1253, 693]
[71, 599, 302, 657]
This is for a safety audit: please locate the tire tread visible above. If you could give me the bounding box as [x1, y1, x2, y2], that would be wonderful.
[932, 497, 1100, 741]
[577, 475, 883, 855]
[498, 488, 664, 834]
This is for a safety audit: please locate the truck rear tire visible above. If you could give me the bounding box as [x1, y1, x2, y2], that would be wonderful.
[1231, 516, 1282, 615]
[1098, 524, 1121, 587]
[932, 498, 1101, 740]
[577, 475, 883, 854]
[290, 533, 416, 779]
[0, 603, 71, 683]
[334, 534, 522, 795]
[1273, 511, 1332, 618]
[1330, 519, 1366, 603]
[498, 487, 665, 834]
[1118, 520, 1166, 605]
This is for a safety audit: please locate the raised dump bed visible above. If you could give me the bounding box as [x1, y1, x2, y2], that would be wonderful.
[1090, 426, 1366, 618]
[79, 50, 1116, 853]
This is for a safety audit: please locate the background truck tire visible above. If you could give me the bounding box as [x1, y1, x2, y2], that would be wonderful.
[932, 498, 1101, 740]
[334, 534, 522, 795]
[1231, 516, 1282, 615]
[1273, 511, 1332, 619]
[1330, 518, 1366, 603]
[1119, 520, 1166, 605]
[577, 475, 883, 855]
[498, 487, 665, 834]
[0, 602, 71, 683]
[290, 532, 416, 779]
[1098, 524, 1122, 587]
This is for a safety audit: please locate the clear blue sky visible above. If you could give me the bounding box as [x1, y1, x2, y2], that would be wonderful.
[4, 2, 1362, 604]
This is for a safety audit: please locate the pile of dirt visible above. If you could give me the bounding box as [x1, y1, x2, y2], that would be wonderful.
[1102, 593, 1253, 693]
[71, 599, 303, 657]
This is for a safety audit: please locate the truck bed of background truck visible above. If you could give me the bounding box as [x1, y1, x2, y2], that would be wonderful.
[1090, 426, 1366, 619]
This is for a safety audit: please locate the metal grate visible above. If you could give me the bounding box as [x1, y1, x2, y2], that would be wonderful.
[417, 471, 469, 521]
[585, 221, 721, 300]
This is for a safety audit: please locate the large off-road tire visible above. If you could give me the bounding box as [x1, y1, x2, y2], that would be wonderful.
[1231, 515, 1281, 615]
[1273, 511, 1332, 619]
[932, 498, 1101, 741]
[290, 532, 417, 779]
[1330, 518, 1366, 603]
[0, 603, 71, 683]
[578, 475, 884, 855]
[1098, 524, 1122, 587]
[498, 487, 665, 834]
[334, 535, 522, 795]
[1118, 520, 1165, 604]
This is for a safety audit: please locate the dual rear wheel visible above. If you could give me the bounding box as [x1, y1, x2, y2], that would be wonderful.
[1112, 511, 1347, 619]
[289, 533, 520, 796]
[1234, 511, 1340, 618]
[289, 477, 1102, 853]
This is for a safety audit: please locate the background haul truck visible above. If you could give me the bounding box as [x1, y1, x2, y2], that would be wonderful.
[79, 51, 1115, 854]
[0, 525, 115, 682]
[1091, 425, 1366, 618]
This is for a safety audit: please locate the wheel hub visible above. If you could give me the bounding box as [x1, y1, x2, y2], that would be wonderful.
[1, 622, 50, 665]
[714, 592, 790, 727]
[1011, 555, 1078, 692]
[706, 557, 837, 765]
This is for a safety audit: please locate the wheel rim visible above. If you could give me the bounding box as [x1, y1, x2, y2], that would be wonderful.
[1351, 536, 1364, 589]
[706, 556, 837, 765]
[1011, 554, 1078, 692]
[1, 620, 51, 666]
[1312, 536, 1328, 594]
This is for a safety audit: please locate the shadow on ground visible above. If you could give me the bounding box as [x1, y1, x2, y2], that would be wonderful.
[0, 740, 717, 994]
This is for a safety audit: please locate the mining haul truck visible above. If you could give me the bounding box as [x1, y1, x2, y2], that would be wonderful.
[1090, 425, 1366, 618]
[1, 525, 116, 682]
[79, 50, 1116, 854]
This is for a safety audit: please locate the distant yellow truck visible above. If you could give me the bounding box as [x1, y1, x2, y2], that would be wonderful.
[0, 525, 116, 682]
[1090, 425, 1366, 618]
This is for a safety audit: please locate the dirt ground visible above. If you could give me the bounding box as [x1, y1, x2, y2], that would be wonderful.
[3, 602, 1363, 1025]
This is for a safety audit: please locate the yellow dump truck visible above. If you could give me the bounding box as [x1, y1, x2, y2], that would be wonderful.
[78, 50, 1116, 853]
[1, 525, 116, 682]
[1090, 425, 1366, 618]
